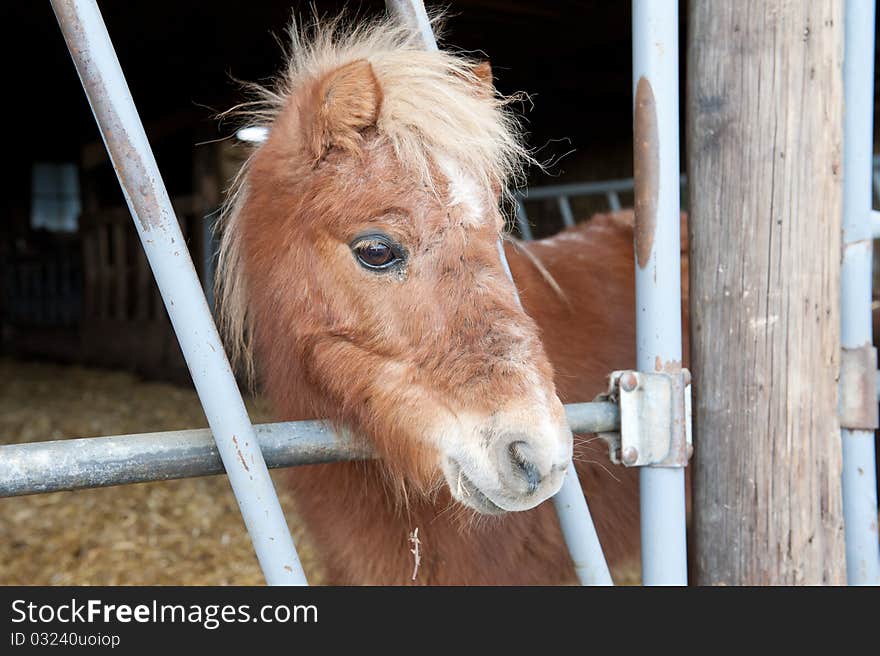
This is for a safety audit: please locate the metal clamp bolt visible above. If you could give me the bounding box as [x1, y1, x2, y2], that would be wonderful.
[621, 446, 640, 466]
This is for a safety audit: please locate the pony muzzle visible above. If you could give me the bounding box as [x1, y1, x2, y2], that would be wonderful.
[441, 418, 572, 515]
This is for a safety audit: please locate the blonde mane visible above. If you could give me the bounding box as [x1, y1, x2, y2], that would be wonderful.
[216, 12, 535, 380]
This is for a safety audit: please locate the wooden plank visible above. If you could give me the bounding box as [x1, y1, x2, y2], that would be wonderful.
[687, 0, 846, 584]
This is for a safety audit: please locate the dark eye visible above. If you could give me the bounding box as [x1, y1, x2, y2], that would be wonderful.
[351, 235, 404, 271]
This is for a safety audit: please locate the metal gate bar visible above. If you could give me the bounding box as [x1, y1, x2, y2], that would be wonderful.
[632, 0, 689, 585]
[841, 0, 880, 585]
[0, 402, 620, 498]
[50, 0, 307, 585]
[389, 0, 614, 585]
[513, 175, 688, 239]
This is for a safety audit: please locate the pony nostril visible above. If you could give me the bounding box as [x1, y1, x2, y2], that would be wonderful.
[508, 441, 542, 495]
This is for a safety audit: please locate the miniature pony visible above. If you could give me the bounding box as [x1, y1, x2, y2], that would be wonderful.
[218, 15, 686, 584]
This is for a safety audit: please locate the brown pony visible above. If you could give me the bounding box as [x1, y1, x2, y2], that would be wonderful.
[217, 15, 685, 584]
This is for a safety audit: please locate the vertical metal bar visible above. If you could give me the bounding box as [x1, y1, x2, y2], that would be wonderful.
[557, 196, 576, 227]
[606, 190, 622, 212]
[632, 0, 688, 585]
[50, 0, 307, 585]
[841, 0, 880, 585]
[391, 0, 611, 585]
[515, 198, 534, 240]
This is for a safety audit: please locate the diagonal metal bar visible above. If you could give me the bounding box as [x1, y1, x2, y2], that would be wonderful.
[49, 0, 307, 585]
[386, 0, 613, 585]
[386, 0, 438, 51]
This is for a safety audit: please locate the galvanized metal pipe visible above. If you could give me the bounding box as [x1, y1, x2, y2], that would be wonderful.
[841, 0, 880, 585]
[556, 381, 637, 587]
[0, 402, 618, 498]
[632, 0, 688, 585]
[606, 190, 622, 212]
[552, 463, 613, 585]
[386, 0, 437, 51]
[386, 0, 612, 585]
[515, 174, 686, 201]
[0, 421, 367, 498]
[50, 0, 307, 585]
[518, 177, 638, 200]
[557, 196, 576, 227]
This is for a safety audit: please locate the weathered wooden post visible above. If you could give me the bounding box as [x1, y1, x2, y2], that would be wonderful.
[688, 1, 847, 584]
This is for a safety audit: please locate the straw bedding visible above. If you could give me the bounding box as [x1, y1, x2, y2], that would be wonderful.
[0, 357, 324, 585]
[0, 357, 639, 585]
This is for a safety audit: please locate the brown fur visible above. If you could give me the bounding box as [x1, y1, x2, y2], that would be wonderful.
[304, 59, 383, 163]
[279, 212, 688, 585]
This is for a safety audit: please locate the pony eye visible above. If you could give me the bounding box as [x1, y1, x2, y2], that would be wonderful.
[351, 236, 402, 270]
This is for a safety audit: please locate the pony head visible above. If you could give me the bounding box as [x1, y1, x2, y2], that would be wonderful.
[218, 14, 572, 515]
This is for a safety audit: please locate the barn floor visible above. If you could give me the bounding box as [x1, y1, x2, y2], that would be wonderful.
[1, 357, 640, 585]
[0, 357, 325, 585]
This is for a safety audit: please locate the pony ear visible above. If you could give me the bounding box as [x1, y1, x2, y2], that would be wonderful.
[305, 59, 382, 162]
[471, 61, 494, 91]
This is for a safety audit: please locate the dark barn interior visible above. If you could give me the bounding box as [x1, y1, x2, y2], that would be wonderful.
[0, 1, 878, 585]
[14, 1, 877, 377]
[0, 0, 657, 377]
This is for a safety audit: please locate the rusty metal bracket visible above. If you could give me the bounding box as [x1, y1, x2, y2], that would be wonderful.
[596, 370, 692, 468]
[840, 345, 879, 430]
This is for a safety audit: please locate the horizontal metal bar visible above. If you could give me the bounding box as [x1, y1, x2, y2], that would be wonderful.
[517, 174, 686, 202]
[0, 402, 619, 499]
[564, 401, 620, 433]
